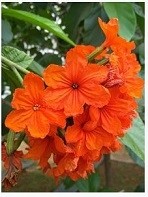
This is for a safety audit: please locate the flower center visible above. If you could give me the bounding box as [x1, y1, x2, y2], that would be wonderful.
[33, 104, 41, 111]
[71, 83, 79, 89]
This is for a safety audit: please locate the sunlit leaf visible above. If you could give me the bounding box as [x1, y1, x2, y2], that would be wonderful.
[120, 115, 144, 161]
[76, 172, 100, 192]
[2, 46, 34, 69]
[2, 7, 75, 46]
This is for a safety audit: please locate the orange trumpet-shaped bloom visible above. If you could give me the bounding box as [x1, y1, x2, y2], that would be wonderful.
[43, 45, 110, 116]
[5, 73, 66, 138]
[24, 131, 71, 172]
[50, 153, 95, 181]
[96, 87, 137, 136]
[98, 18, 119, 47]
[98, 18, 135, 53]
[65, 106, 116, 156]
[117, 53, 144, 98]
[106, 52, 144, 98]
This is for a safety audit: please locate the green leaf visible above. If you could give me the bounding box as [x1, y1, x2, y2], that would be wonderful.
[83, 5, 108, 46]
[28, 60, 44, 76]
[2, 20, 13, 44]
[63, 3, 93, 42]
[137, 43, 144, 65]
[38, 54, 62, 67]
[132, 3, 144, 18]
[76, 172, 100, 192]
[63, 177, 75, 189]
[2, 67, 22, 92]
[2, 46, 34, 69]
[103, 2, 137, 40]
[120, 115, 144, 161]
[125, 146, 144, 168]
[2, 7, 75, 46]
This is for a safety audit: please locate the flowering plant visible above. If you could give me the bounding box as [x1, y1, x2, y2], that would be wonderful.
[2, 2, 144, 192]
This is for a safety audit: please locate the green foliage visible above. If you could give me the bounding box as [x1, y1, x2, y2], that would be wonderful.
[83, 4, 108, 46]
[63, 3, 93, 42]
[126, 146, 144, 168]
[2, 46, 34, 69]
[38, 53, 62, 67]
[63, 3, 109, 46]
[1, 2, 145, 192]
[75, 172, 100, 192]
[2, 20, 13, 44]
[28, 60, 44, 75]
[120, 115, 144, 161]
[103, 2, 137, 40]
[2, 7, 75, 46]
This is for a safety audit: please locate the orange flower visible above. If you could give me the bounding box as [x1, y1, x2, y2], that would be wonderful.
[5, 73, 66, 138]
[99, 18, 135, 53]
[24, 129, 72, 172]
[65, 106, 116, 156]
[43, 45, 110, 116]
[117, 54, 144, 98]
[98, 18, 119, 47]
[96, 87, 137, 136]
[106, 52, 144, 98]
[51, 154, 95, 181]
[2, 143, 23, 190]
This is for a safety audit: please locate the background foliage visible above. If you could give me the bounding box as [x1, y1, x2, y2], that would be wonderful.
[1, 2, 145, 192]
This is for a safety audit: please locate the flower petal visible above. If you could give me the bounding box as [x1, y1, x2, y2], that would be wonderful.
[66, 45, 95, 65]
[41, 108, 66, 128]
[65, 125, 84, 143]
[80, 65, 108, 84]
[94, 127, 115, 147]
[43, 64, 70, 88]
[101, 109, 122, 136]
[64, 91, 85, 116]
[65, 46, 99, 81]
[98, 18, 119, 46]
[85, 131, 98, 150]
[27, 111, 50, 138]
[23, 73, 45, 99]
[24, 72, 44, 90]
[24, 138, 49, 160]
[11, 88, 33, 110]
[82, 106, 100, 131]
[54, 135, 68, 153]
[44, 87, 72, 111]
[80, 84, 110, 108]
[120, 77, 144, 98]
[5, 109, 32, 132]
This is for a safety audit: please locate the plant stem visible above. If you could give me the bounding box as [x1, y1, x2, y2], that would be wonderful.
[14, 132, 26, 151]
[10, 66, 23, 85]
[87, 46, 104, 62]
[6, 131, 26, 155]
[97, 58, 109, 65]
[6, 130, 15, 155]
[2, 56, 30, 75]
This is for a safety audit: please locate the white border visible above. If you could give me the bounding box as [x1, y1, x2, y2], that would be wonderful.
[1, 0, 147, 197]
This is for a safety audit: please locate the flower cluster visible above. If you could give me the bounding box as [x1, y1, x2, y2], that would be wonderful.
[4, 18, 144, 182]
[2, 143, 23, 190]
